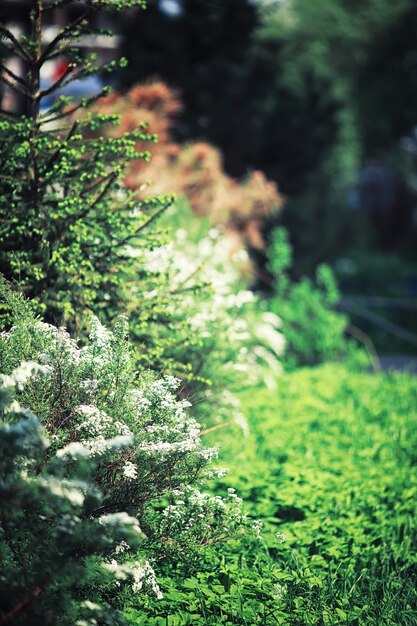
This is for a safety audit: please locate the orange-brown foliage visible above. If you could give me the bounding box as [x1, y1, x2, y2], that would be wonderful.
[94, 80, 283, 250]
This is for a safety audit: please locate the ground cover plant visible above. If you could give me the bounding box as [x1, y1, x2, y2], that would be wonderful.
[203, 365, 417, 625]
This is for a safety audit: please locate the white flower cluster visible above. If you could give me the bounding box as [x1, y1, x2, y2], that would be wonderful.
[80, 315, 130, 373]
[0, 360, 51, 393]
[51, 404, 133, 458]
[78, 377, 99, 401]
[272, 582, 287, 602]
[99, 512, 145, 539]
[56, 441, 91, 460]
[36, 476, 87, 506]
[2, 315, 219, 475]
[103, 558, 162, 599]
[129, 389, 152, 417]
[134, 375, 217, 463]
[122, 460, 138, 480]
[34, 321, 80, 365]
[158, 485, 261, 549]
[75, 404, 130, 438]
[0, 361, 52, 419]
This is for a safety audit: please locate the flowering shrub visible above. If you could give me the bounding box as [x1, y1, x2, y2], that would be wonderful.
[0, 287, 262, 622]
[137, 207, 285, 422]
[0, 361, 143, 626]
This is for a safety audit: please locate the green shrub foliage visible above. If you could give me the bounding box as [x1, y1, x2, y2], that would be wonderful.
[268, 227, 353, 368]
[0, 0, 173, 327]
[0, 284, 260, 623]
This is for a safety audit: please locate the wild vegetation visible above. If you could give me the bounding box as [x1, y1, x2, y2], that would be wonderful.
[1, 1, 416, 625]
[212, 366, 417, 626]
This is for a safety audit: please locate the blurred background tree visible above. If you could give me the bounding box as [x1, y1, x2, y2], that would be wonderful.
[119, 0, 417, 270]
[3, 0, 417, 353]
[117, 0, 417, 354]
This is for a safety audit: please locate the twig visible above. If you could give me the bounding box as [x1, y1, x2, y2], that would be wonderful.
[0, 585, 44, 624]
[38, 10, 92, 65]
[0, 63, 28, 89]
[200, 422, 233, 436]
[346, 323, 381, 373]
[0, 24, 31, 62]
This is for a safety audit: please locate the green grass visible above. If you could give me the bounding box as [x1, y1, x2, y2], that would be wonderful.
[124, 365, 417, 625]
[210, 365, 417, 625]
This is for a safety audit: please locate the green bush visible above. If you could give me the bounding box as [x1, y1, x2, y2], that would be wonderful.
[0, 361, 145, 626]
[0, 284, 262, 623]
[268, 228, 356, 369]
[0, 0, 186, 394]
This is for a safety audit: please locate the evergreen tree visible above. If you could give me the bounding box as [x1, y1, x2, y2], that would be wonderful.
[0, 0, 173, 326]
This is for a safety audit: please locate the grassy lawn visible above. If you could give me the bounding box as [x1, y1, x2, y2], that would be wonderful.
[209, 365, 417, 625]
[124, 365, 417, 625]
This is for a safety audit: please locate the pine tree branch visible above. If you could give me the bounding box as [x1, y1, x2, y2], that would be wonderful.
[43, 0, 77, 11]
[0, 72, 31, 98]
[44, 120, 78, 172]
[38, 9, 93, 66]
[80, 170, 117, 196]
[117, 202, 171, 249]
[40, 88, 107, 124]
[38, 65, 75, 99]
[0, 24, 32, 62]
[85, 172, 118, 213]
[0, 63, 28, 89]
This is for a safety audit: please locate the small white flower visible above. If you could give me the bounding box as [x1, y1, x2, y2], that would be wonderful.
[122, 461, 138, 480]
[56, 442, 91, 460]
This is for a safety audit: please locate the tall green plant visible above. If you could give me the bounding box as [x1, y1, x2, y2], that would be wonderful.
[268, 228, 353, 368]
[0, 0, 173, 325]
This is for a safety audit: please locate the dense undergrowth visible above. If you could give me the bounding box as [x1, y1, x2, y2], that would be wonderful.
[1, 2, 416, 625]
[200, 366, 417, 626]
